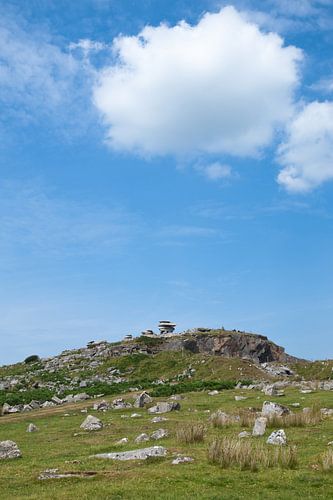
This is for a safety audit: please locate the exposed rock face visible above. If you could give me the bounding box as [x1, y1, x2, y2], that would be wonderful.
[0, 440, 21, 459]
[267, 429, 287, 445]
[92, 446, 167, 460]
[162, 332, 294, 363]
[80, 415, 103, 431]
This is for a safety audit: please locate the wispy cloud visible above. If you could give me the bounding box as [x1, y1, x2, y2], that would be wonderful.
[0, 181, 140, 258]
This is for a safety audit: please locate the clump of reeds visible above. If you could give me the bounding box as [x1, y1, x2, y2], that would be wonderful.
[267, 407, 322, 428]
[176, 423, 206, 444]
[208, 437, 297, 471]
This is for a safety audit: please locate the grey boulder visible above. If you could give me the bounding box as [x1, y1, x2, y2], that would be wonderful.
[80, 415, 103, 431]
[0, 440, 21, 460]
[148, 402, 180, 414]
[92, 446, 167, 460]
[267, 429, 287, 445]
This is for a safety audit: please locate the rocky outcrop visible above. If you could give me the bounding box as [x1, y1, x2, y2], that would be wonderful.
[0, 440, 21, 460]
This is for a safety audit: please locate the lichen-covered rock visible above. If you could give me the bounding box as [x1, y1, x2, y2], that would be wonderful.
[172, 456, 194, 464]
[148, 402, 180, 414]
[134, 392, 152, 408]
[151, 428, 168, 440]
[252, 417, 267, 436]
[267, 429, 287, 445]
[135, 433, 150, 443]
[80, 415, 103, 431]
[262, 401, 290, 417]
[0, 441, 21, 460]
[92, 446, 167, 460]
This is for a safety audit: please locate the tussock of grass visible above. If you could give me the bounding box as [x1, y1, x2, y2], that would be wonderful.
[267, 407, 322, 428]
[210, 410, 236, 427]
[208, 437, 298, 471]
[319, 448, 333, 471]
[176, 423, 206, 443]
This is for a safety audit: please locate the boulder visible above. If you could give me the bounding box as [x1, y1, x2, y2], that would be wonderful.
[135, 433, 150, 444]
[0, 440, 21, 460]
[151, 428, 168, 440]
[262, 401, 290, 417]
[27, 423, 38, 432]
[80, 415, 103, 431]
[134, 392, 153, 408]
[266, 429, 287, 445]
[252, 417, 267, 436]
[22, 405, 33, 412]
[112, 398, 132, 409]
[51, 396, 63, 405]
[92, 446, 167, 460]
[2, 403, 11, 415]
[93, 400, 110, 411]
[148, 402, 180, 414]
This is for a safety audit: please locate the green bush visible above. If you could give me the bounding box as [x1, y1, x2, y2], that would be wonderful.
[24, 355, 40, 364]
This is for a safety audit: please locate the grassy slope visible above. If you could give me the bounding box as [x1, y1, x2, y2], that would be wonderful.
[1, 387, 333, 499]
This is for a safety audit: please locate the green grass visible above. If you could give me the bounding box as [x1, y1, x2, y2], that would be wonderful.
[1, 387, 333, 499]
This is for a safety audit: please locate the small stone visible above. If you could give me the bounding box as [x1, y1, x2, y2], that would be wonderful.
[208, 390, 219, 396]
[172, 456, 194, 465]
[151, 416, 168, 423]
[27, 423, 38, 433]
[130, 413, 141, 418]
[238, 431, 251, 438]
[115, 438, 129, 445]
[235, 396, 247, 401]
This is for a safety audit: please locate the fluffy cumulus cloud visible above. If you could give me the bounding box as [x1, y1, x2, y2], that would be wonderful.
[93, 6, 302, 157]
[277, 101, 333, 192]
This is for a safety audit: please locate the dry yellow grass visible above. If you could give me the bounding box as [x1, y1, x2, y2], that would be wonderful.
[176, 423, 206, 443]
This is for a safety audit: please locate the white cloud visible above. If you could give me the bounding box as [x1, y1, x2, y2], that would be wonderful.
[69, 38, 107, 56]
[93, 6, 302, 157]
[196, 162, 232, 181]
[0, 15, 94, 134]
[277, 101, 333, 192]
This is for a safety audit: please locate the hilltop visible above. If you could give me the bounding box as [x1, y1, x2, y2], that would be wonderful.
[0, 328, 332, 414]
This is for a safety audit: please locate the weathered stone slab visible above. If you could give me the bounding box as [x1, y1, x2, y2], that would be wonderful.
[92, 446, 167, 460]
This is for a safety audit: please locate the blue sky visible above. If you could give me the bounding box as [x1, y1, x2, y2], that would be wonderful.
[0, 0, 333, 364]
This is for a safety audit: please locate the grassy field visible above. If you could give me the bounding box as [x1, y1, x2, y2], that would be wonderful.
[1, 387, 333, 499]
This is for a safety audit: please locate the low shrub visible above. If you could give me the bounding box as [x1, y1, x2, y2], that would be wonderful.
[24, 355, 40, 364]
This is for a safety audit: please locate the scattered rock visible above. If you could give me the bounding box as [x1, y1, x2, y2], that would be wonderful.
[238, 431, 251, 438]
[151, 428, 168, 440]
[38, 469, 97, 480]
[130, 413, 141, 418]
[134, 392, 153, 408]
[0, 441, 21, 460]
[234, 396, 247, 401]
[115, 438, 128, 445]
[252, 417, 267, 437]
[172, 456, 194, 465]
[135, 433, 150, 444]
[92, 446, 167, 460]
[262, 401, 290, 417]
[112, 398, 132, 409]
[208, 390, 219, 396]
[291, 403, 300, 407]
[27, 423, 38, 433]
[151, 416, 168, 423]
[321, 408, 333, 417]
[93, 400, 110, 411]
[80, 415, 103, 431]
[266, 429, 287, 445]
[148, 402, 180, 414]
